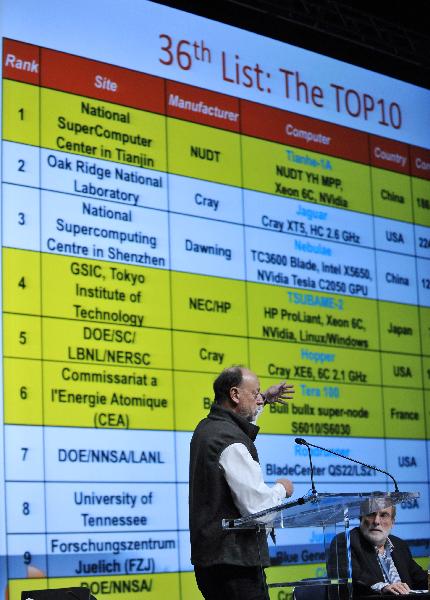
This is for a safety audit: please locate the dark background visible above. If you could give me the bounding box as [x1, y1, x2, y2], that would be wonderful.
[153, 0, 430, 88]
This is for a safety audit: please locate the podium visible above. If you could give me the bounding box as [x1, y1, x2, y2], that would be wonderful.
[222, 491, 419, 599]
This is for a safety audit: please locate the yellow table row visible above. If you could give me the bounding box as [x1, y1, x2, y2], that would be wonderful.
[4, 250, 430, 356]
[4, 80, 430, 223]
[4, 356, 429, 438]
[3, 564, 318, 600]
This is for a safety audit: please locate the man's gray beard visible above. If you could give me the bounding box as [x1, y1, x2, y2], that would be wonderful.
[361, 528, 388, 547]
[237, 406, 255, 422]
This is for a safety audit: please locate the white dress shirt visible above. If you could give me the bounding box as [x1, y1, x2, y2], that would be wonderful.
[219, 442, 286, 516]
[371, 538, 401, 592]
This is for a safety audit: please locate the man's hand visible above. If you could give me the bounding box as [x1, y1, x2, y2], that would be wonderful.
[382, 582, 411, 595]
[263, 381, 295, 406]
[276, 479, 294, 497]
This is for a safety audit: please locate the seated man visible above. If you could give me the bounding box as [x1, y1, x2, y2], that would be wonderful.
[330, 504, 427, 596]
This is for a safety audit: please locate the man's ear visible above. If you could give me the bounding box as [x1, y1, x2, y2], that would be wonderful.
[229, 386, 239, 405]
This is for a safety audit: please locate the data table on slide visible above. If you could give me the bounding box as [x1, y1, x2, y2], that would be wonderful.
[1, 37, 429, 599]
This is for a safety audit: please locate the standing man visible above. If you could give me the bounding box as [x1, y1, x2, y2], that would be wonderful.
[189, 366, 295, 600]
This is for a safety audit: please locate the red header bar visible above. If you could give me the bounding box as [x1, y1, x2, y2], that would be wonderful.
[41, 48, 165, 114]
[410, 146, 430, 181]
[166, 81, 240, 132]
[3, 39, 40, 85]
[369, 135, 410, 175]
[241, 100, 369, 164]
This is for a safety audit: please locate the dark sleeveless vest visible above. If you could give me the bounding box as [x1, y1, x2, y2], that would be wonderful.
[189, 404, 270, 567]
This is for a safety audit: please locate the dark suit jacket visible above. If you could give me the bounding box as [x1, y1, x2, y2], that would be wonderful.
[330, 527, 427, 594]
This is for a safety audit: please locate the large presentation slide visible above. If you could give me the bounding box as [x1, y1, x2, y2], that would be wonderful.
[0, 1, 429, 598]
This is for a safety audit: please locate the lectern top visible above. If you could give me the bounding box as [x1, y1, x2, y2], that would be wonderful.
[222, 491, 419, 530]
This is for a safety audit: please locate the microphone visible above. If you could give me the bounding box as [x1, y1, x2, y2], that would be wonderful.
[294, 438, 399, 492]
[295, 438, 318, 496]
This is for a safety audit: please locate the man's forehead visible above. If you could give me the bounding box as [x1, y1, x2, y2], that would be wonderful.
[361, 497, 395, 516]
[239, 369, 259, 386]
[365, 507, 394, 518]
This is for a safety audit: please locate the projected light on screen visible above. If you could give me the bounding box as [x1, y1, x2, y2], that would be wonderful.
[0, 1, 429, 599]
